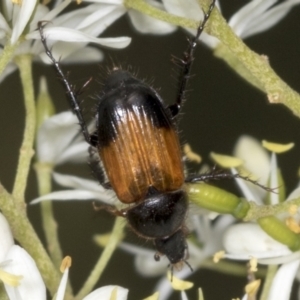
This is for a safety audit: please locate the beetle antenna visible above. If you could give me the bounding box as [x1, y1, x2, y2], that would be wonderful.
[184, 260, 193, 272]
[186, 170, 277, 193]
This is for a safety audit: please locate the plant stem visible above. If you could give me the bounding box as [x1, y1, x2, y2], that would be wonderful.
[75, 217, 125, 300]
[12, 55, 36, 203]
[0, 42, 18, 78]
[34, 162, 63, 269]
[260, 265, 277, 300]
[244, 197, 300, 222]
[200, 259, 267, 278]
[0, 282, 9, 300]
[208, 8, 300, 117]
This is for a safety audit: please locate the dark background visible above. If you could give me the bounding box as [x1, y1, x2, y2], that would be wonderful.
[1, 1, 300, 299]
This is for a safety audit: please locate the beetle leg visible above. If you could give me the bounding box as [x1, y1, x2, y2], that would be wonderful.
[88, 146, 112, 188]
[168, 0, 216, 117]
[38, 21, 93, 145]
[93, 202, 126, 217]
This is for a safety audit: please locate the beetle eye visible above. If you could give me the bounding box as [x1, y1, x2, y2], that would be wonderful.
[154, 253, 161, 261]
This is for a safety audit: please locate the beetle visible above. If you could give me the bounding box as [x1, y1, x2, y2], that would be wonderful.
[38, 0, 266, 272]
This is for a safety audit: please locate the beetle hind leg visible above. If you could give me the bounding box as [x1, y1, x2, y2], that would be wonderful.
[93, 202, 126, 217]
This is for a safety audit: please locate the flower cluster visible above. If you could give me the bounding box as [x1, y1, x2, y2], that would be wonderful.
[0, 0, 176, 82]
[32, 116, 300, 299]
[0, 211, 129, 300]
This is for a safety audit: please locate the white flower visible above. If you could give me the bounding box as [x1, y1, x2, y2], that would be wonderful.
[0, 211, 14, 262]
[31, 172, 118, 206]
[234, 135, 270, 186]
[82, 286, 129, 300]
[224, 135, 300, 300]
[125, 0, 176, 34]
[0, 0, 131, 81]
[34, 110, 119, 203]
[214, 0, 300, 48]
[180, 291, 188, 300]
[161, 0, 300, 48]
[3, 246, 46, 300]
[266, 260, 300, 300]
[0, 0, 179, 82]
[36, 111, 88, 165]
[118, 242, 172, 277]
[80, 0, 176, 35]
[224, 223, 291, 260]
[233, 135, 271, 202]
[56, 255, 129, 300]
[161, 0, 216, 44]
[238, 260, 300, 300]
[0, 213, 46, 300]
[33, 109, 119, 206]
[228, 0, 300, 40]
